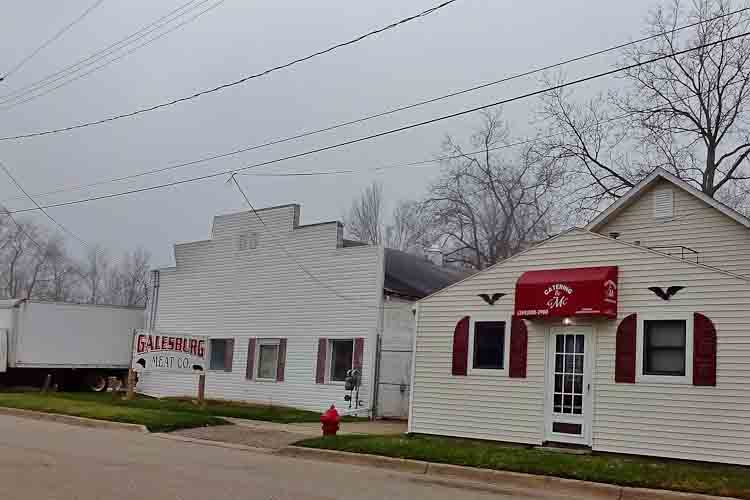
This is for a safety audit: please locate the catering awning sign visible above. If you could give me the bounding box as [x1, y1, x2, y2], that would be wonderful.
[514, 266, 618, 319]
[132, 331, 207, 373]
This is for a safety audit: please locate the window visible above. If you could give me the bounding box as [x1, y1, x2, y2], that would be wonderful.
[210, 339, 230, 370]
[237, 232, 258, 251]
[653, 188, 674, 219]
[473, 321, 506, 370]
[643, 320, 686, 376]
[329, 339, 354, 382]
[257, 342, 279, 379]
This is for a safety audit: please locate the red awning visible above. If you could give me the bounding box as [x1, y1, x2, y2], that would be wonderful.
[514, 266, 618, 319]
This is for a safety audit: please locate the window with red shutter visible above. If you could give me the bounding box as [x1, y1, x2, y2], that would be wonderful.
[353, 338, 364, 371]
[315, 338, 327, 384]
[276, 339, 287, 382]
[615, 314, 637, 383]
[452, 316, 470, 376]
[246, 338, 256, 380]
[509, 316, 528, 378]
[693, 313, 717, 386]
[224, 339, 234, 372]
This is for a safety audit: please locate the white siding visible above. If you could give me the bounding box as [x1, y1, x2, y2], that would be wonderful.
[378, 297, 414, 418]
[598, 179, 750, 276]
[138, 206, 384, 413]
[411, 230, 750, 465]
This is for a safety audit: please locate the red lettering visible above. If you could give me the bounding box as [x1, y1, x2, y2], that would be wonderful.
[136, 334, 146, 353]
[189, 339, 197, 356]
[197, 340, 205, 358]
[183, 338, 190, 353]
[145, 335, 154, 351]
[168, 337, 175, 350]
[175, 338, 182, 352]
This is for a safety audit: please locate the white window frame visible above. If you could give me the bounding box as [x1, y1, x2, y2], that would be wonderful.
[636, 313, 693, 385]
[468, 314, 512, 377]
[327, 338, 355, 384]
[255, 338, 280, 381]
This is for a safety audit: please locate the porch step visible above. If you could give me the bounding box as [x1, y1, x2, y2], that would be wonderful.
[535, 444, 592, 455]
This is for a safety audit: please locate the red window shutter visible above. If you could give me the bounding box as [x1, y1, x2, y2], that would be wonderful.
[615, 314, 637, 383]
[224, 339, 234, 372]
[693, 313, 717, 386]
[246, 338, 256, 380]
[276, 339, 287, 382]
[452, 316, 470, 376]
[353, 338, 365, 371]
[315, 338, 327, 384]
[509, 316, 528, 378]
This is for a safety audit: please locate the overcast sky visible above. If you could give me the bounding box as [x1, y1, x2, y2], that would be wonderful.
[0, 0, 656, 266]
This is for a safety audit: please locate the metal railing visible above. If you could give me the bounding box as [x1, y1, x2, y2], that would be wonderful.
[648, 245, 699, 264]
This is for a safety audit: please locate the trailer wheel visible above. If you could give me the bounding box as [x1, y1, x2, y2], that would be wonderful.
[86, 373, 108, 392]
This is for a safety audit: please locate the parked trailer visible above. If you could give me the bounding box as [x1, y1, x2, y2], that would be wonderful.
[0, 300, 144, 391]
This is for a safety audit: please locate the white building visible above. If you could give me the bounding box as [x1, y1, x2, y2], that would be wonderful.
[137, 204, 464, 417]
[409, 168, 750, 465]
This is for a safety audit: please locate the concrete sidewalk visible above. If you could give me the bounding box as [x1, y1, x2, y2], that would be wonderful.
[173, 417, 407, 450]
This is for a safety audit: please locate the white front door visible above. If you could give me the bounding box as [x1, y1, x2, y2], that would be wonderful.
[545, 327, 593, 446]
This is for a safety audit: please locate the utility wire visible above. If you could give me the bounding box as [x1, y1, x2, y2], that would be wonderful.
[1, 72, 737, 207]
[0, 0, 206, 103]
[0, 159, 93, 250]
[230, 175, 399, 311]
[5, 30, 748, 215]
[0, 0, 459, 141]
[1, 0, 107, 82]
[1, 6, 746, 204]
[0, 0, 226, 110]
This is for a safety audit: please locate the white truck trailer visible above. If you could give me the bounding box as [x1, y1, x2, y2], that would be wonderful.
[0, 299, 144, 391]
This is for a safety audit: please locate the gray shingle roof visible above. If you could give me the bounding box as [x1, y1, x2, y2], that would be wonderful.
[384, 248, 470, 300]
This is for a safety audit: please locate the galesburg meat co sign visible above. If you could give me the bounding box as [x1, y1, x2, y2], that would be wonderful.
[132, 332, 207, 373]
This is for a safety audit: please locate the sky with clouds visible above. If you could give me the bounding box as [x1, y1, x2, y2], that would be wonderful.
[0, 0, 656, 266]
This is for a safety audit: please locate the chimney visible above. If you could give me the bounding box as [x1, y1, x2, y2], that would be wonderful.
[426, 246, 444, 267]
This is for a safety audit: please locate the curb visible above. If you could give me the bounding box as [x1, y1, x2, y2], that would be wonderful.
[153, 433, 273, 454]
[0, 407, 148, 433]
[277, 447, 738, 500]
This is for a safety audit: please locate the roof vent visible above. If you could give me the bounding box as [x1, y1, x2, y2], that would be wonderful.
[653, 188, 674, 219]
[609, 232, 620, 239]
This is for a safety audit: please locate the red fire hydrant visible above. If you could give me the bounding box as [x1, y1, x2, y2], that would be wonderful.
[320, 404, 340, 436]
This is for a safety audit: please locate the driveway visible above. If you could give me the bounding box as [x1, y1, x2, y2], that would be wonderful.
[174, 418, 407, 450]
[0, 414, 564, 500]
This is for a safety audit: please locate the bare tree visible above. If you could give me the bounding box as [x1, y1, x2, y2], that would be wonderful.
[345, 182, 384, 245]
[35, 237, 79, 302]
[537, 0, 750, 216]
[105, 247, 151, 306]
[424, 110, 562, 270]
[384, 200, 432, 253]
[82, 245, 108, 304]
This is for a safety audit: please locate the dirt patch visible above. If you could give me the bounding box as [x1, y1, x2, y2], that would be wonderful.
[174, 424, 309, 450]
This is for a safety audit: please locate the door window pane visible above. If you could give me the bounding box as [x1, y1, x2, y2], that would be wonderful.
[330, 340, 354, 382]
[257, 344, 279, 379]
[473, 322, 505, 369]
[644, 320, 686, 376]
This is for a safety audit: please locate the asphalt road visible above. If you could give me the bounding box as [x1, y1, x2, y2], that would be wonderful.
[0, 415, 555, 500]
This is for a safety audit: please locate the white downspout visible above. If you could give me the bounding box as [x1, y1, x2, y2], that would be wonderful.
[407, 301, 420, 434]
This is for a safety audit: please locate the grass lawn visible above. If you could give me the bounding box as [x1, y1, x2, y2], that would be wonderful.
[55, 392, 354, 423]
[0, 392, 227, 432]
[296, 434, 750, 499]
[0, 391, 354, 431]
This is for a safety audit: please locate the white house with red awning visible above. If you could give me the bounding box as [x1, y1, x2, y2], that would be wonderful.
[408, 168, 750, 465]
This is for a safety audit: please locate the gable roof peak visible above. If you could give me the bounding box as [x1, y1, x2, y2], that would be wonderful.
[586, 167, 750, 231]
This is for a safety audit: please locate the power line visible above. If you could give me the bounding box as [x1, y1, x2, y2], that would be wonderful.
[1, 0, 107, 81]
[230, 175, 399, 311]
[0, 0, 206, 103]
[0, 0, 460, 141]
[0, 0, 226, 110]
[1, 6, 745, 204]
[0, 159, 92, 250]
[5, 30, 749, 215]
